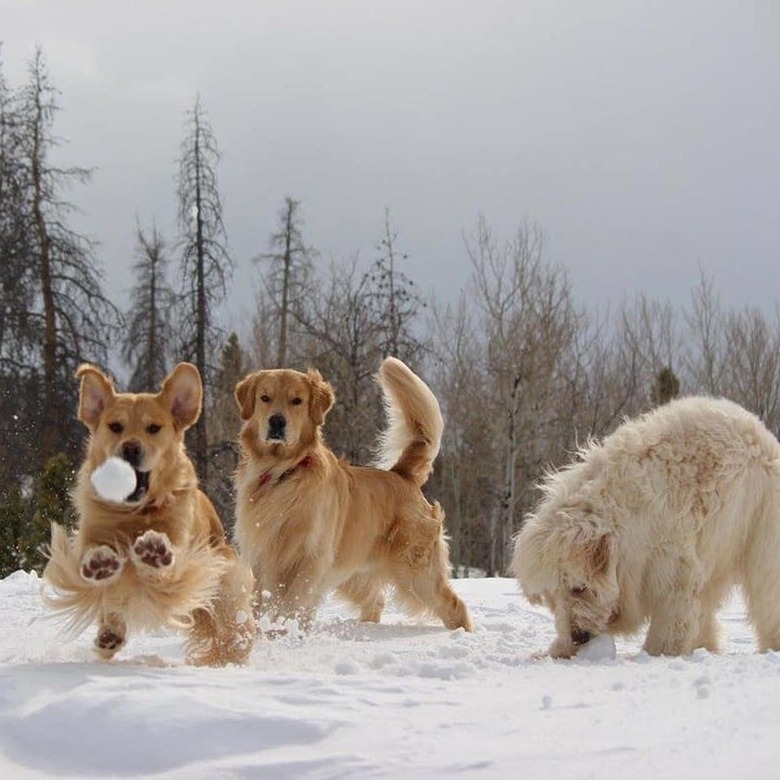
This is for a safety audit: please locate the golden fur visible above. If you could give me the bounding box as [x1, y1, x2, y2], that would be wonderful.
[233, 356, 473, 633]
[43, 363, 256, 666]
[511, 396, 780, 658]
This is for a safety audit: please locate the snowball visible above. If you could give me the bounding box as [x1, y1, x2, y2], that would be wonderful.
[90, 457, 137, 503]
[576, 633, 617, 661]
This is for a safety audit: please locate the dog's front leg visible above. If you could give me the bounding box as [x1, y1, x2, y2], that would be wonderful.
[130, 529, 175, 575]
[80, 545, 125, 585]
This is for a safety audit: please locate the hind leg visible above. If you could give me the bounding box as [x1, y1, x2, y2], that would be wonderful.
[389, 506, 473, 632]
[186, 552, 257, 667]
[743, 564, 780, 652]
[338, 574, 387, 622]
[95, 612, 127, 660]
[695, 580, 730, 653]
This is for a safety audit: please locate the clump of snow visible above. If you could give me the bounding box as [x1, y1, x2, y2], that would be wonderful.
[576, 633, 617, 661]
[90, 457, 137, 502]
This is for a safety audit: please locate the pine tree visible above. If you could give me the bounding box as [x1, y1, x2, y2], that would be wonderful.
[651, 366, 680, 407]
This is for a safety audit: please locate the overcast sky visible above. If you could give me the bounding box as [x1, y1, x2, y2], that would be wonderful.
[4, 0, 779, 335]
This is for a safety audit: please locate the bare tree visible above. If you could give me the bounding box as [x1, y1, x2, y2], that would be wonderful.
[296, 256, 383, 462]
[429, 292, 492, 575]
[258, 195, 315, 367]
[466, 216, 579, 574]
[18, 47, 118, 462]
[175, 95, 232, 479]
[685, 267, 725, 394]
[366, 208, 425, 364]
[721, 307, 780, 431]
[122, 221, 175, 391]
[0, 49, 33, 370]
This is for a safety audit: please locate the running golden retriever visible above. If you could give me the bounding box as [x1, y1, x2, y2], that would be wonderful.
[233, 357, 473, 633]
[43, 363, 256, 665]
[512, 396, 780, 658]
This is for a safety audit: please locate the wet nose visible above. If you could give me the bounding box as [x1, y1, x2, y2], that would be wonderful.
[268, 414, 286, 440]
[122, 440, 143, 467]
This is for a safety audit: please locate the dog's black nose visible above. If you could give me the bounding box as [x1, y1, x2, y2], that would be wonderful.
[122, 440, 143, 467]
[267, 414, 286, 440]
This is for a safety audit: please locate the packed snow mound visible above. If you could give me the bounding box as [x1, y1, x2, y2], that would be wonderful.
[90, 456, 137, 502]
[576, 632, 617, 661]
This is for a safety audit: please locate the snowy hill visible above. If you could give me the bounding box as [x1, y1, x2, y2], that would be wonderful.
[1, 571, 779, 779]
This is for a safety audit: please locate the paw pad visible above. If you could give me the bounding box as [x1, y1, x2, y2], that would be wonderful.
[133, 532, 174, 568]
[96, 628, 124, 651]
[81, 547, 122, 582]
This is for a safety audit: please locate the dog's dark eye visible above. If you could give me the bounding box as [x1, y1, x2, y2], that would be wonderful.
[147, 424, 162, 435]
[291, 397, 303, 406]
[570, 585, 588, 597]
[108, 422, 123, 434]
[260, 394, 271, 403]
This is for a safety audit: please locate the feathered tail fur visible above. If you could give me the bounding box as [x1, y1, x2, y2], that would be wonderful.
[374, 357, 444, 487]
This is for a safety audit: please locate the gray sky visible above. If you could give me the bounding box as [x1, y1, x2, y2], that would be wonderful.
[4, 0, 780, 334]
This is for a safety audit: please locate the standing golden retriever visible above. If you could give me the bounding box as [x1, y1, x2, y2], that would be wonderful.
[43, 363, 256, 665]
[512, 396, 780, 658]
[233, 357, 473, 633]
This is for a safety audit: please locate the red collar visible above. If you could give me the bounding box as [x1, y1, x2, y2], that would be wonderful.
[252, 455, 313, 500]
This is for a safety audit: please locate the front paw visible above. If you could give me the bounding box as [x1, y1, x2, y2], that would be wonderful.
[131, 530, 174, 570]
[548, 635, 576, 659]
[80, 545, 124, 585]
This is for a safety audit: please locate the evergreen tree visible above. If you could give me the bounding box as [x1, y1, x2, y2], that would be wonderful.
[651, 366, 680, 407]
[27, 453, 77, 572]
[0, 484, 32, 577]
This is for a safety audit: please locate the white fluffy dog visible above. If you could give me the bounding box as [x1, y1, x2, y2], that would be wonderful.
[511, 396, 780, 658]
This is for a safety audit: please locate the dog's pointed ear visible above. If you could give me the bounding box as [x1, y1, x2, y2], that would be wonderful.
[307, 369, 334, 426]
[76, 364, 116, 431]
[159, 362, 202, 431]
[234, 374, 258, 421]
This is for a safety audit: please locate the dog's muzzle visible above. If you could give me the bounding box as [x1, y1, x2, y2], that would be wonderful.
[126, 470, 150, 502]
[266, 413, 287, 442]
[571, 627, 593, 647]
[120, 440, 150, 502]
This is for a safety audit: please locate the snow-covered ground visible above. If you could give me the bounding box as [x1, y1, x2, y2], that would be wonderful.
[2, 571, 779, 779]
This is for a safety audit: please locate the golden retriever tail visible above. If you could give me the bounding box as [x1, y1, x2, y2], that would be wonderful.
[374, 357, 444, 488]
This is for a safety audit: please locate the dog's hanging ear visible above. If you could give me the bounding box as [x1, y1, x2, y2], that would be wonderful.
[76, 364, 116, 431]
[159, 362, 202, 431]
[234, 374, 258, 421]
[590, 533, 615, 576]
[307, 369, 334, 426]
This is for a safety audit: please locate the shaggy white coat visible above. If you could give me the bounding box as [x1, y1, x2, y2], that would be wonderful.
[511, 396, 780, 657]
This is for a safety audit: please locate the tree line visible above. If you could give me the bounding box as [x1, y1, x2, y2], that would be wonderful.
[2, 46, 778, 579]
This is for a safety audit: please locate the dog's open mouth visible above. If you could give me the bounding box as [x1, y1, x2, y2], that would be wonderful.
[126, 470, 150, 503]
[571, 627, 593, 647]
